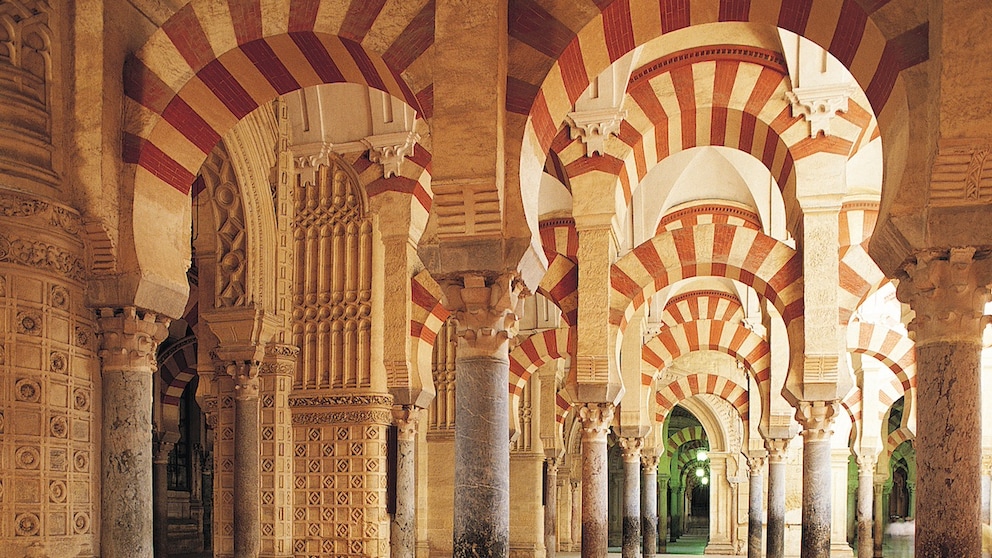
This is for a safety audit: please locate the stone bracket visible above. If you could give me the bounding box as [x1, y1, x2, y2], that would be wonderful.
[566, 107, 627, 157]
[785, 83, 854, 138]
[362, 131, 420, 179]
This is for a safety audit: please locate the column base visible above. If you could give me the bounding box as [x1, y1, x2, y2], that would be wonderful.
[829, 542, 854, 557]
[704, 542, 737, 555]
[508, 544, 547, 558]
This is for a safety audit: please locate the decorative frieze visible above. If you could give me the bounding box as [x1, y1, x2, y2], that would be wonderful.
[929, 138, 992, 204]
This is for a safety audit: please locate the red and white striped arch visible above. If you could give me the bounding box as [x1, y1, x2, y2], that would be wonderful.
[885, 427, 915, 457]
[665, 425, 707, 456]
[642, 319, 769, 390]
[537, 219, 580, 326]
[410, 272, 450, 351]
[657, 204, 763, 235]
[525, 0, 924, 178]
[508, 327, 574, 397]
[159, 335, 197, 406]
[676, 441, 710, 471]
[660, 289, 744, 327]
[842, 373, 906, 435]
[847, 321, 916, 393]
[610, 223, 803, 335]
[655, 373, 749, 427]
[838, 202, 884, 324]
[553, 49, 876, 211]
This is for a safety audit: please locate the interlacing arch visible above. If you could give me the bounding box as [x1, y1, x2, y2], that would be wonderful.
[837, 202, 885, 324]
[158, 335, 197, 406]
[537, 218, 579, 326]
[508, 327, 574, 397]
[842, 374, 904, 431]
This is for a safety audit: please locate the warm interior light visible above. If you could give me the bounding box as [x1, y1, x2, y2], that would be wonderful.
[701, 477, 709, 485]
[695, 468, 704, 477]
[696, 450, 708, 461]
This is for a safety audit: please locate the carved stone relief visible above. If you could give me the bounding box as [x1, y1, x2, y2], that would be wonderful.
[199, 142, 249, 308]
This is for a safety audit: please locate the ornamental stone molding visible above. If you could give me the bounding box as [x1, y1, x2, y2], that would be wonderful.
[896, 247, 992, 343]
[438, 272, 526, 356]
[362, 130, 420, 179]
[748, 455, 768, 475]
[929, 138, 992, 204]
[784, 83, 855, 138]
[566, 107, 627, 157]
[795, 400, 839, 443]
[96, 307, 170, 371]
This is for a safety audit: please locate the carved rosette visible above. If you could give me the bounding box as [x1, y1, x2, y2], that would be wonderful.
[577, 402, 614, 442]
[795, 400, 838, 443]
[896, 247, 992, 344]
[392, 405, 422, 442]
[439, 273, 526, 357]
[764, 438, 790, 463]
[96, 307, 170, 372]
[227, 361, 260, 401]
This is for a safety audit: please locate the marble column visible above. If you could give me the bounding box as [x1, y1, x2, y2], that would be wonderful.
[873, 481, 884, 558]
[982, 455, 992, 526]
[97, 307, 169, 558]
[897, 249, 990, 557]
[764, 438, 790, 558]
[797, 401, 837, 558]
[444, 274, 521, 558]
[747, 455, 767, 558]
[570, 479, 582, 551]
[669, 484, 683, 542]
[579, 403, 613, 558]
[392, 406, 422, 558]
[856, 454, 877, 558]
[153, 439, 176, 558]
[545, 458, 559, 558]
[559, 477, 572, 551]
[641, 453, 660, 558]
[229, 362, 261, 558]
[657, 474, 669, 552]
[619, 437, 642, 558]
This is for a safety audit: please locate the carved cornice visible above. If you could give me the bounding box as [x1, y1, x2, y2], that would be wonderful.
[0, 233, 84, 281]
[292, 409, 392, 425]
[896, 247, 992, 343]
[289, 394, 394, 408]
[785, 83, 855, 138]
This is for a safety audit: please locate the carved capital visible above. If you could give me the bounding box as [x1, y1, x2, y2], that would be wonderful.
[619, 437, 644, 462]
[566, 107, 627, 157]
[785, 83, 854, 138]
[795, 400, 839, 443]
[982, 454, 992, 476]
[640, 451, 661, 470]
[856, 453, 878, 475]
[577, 402, 614, 442]
[747, 455, 767, 475]
[96, 307, 170, 372]
[392, 405, 422, 441]
[439, 273, 526, 356]
[896, 248, 992, 344]
[764, 437, 791, 463]
[227, 361, 261, 401]
[362, 131, 420, 179]
[545, 457, 559, 475]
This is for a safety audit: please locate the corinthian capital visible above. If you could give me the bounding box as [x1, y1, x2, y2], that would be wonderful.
[896, 247, 992, 344]
[795, 400, 838, 443]
[96, 307, 170, 371]
[439, 272, 526, 356]
[764, 438, 790, 463]
[619, 437, 644, 462]
[227, 361, 260, 401]
[577, 402, 614, 441]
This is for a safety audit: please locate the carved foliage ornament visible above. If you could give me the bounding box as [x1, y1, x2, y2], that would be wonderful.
[796, 400, 838, 443]
[0, 233, 84, 280]
[96, 307, 170, 371]
[577, 402, 614, 439]
[439, 273, 527, 355]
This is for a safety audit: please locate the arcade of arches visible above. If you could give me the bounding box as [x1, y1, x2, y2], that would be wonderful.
[3, 1, 992, 558]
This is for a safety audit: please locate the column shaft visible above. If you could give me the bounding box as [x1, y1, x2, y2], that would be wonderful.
[765, 439, 789, 558]
[232, 369, 261, 558]
[392, 407, 420, 558]
[545, 459, 559, 558]
[570, 480, 581, 551]
[99, 308, 168, 558]
[857, 470, 874, 558]
[153, 443, 174, 557]
[641, 460, 658, 558]
[579, 404, 612, 558]
[873, 483, 884, 558]
[657, 476, 669, 552]
[915, 341, 981, 556]
[748, 458, 766, 558]
[801, 436, 832, 558]
[620, 438, 642, 558]
[453, 355, 509, 557]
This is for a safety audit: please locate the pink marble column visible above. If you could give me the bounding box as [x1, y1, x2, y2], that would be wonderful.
[747, 454, 767, 558]
[97, 307, 169, 558]
[897, 248, 990, 557]
[391, 407, 421, 558]
[229, 362, 261, 558]
[578, 403, 613, 558]
[619, 437, 642, 558]
[856, 454, 877, 558]
[797, 401, 838, 558]
[764, 438, 790, 558]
